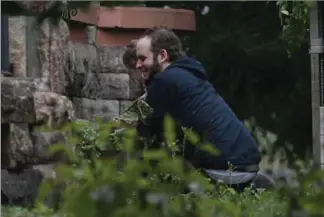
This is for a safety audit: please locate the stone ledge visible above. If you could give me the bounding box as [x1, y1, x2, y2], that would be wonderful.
[1, 77, 74, 125]
[72, 6, 196, 31]
[69, 6, 196, 45]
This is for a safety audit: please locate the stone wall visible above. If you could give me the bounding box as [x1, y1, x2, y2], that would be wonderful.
[67, 24, 143, 122]
[2, 16, 143, 206]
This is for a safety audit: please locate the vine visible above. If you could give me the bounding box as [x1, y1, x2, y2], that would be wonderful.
[277, 0, 315, 56]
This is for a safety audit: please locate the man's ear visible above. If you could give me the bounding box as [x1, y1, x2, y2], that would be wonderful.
[158, 49, 169, 63]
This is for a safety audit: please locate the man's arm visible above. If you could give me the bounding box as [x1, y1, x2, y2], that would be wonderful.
[137, 77, 173, 140]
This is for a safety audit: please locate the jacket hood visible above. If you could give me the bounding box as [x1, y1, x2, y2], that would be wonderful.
[165, 57, 208, 80]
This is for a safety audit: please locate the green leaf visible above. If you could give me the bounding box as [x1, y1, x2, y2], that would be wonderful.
[280, 9, 289, 16]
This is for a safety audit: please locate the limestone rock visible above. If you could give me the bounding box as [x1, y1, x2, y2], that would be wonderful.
[7, 124, 34, 168]
[82, 73, 130, 100]
[1, 123, 67, 168]
[37, 18, 70, 94]
[67, 42, 98, 75]
[1, 77, 74, 126]
[1, 123, 34, 169]
[98, 45, 128, 74]
[73, 98, 120, 121]
[1, 77, 36, 123]
[33, 91, 75, 128]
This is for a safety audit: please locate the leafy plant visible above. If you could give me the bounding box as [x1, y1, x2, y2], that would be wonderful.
[24, 97, 324, 217]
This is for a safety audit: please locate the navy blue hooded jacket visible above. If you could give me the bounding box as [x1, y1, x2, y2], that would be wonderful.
[140, 57, 261, 170]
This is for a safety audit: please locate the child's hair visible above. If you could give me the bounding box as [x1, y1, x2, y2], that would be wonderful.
[123, 39, 138, 70]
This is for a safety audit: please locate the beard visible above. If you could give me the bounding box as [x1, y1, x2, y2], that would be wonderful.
[144, 54, 162, 87]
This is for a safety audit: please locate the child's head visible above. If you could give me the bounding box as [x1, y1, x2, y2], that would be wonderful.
[123, 40, 147, 93]
[123, 39, 138, 70]
[123, 39, 147, 84]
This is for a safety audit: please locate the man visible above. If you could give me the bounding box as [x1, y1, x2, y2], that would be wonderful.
[133, 27, 261, 173]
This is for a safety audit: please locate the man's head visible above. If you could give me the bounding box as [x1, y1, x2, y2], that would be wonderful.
[136, 27, 186, 78]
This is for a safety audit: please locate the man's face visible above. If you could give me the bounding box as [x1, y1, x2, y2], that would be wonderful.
[136, 37, 162, 79]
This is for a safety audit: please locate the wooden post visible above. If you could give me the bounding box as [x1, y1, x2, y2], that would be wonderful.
[310, 2, 324, 168]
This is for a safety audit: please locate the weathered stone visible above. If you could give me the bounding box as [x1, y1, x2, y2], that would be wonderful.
[9, 16, 27, 77]
[7, 123, 34, 168]
[119, 100, 134, 114]
[1, 77, 36, 123]
[73, 98, 120, 121]
[30, 127, 67, 164]
[98, 45, 128, 74]
[85, 25, 97, 45]
[129, 78, 144, 100]
[68, 42, 98, 75]
[37, 18, 70, 94]
[32, 164, 56, 179]
[82, 73, 130, 100]
[68, 72, 86, 97]
[1, 169, 43, 205]
[1, 123, 67, 168]
[16, 1, 56, 12]
[1, 77, 74, 126]
[33, 91, 75, 128]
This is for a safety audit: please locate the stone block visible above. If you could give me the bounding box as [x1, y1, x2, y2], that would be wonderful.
[1, 78, 74, 126]
[1, 123, 34, 169]
[30, 127, 67, 164]
[37, 18, 70, 94]
[33, 91, 75, 128]
[68, 42, 98, 75]
[129, 78, 144, 100]
[1, 123, 66, 168]
[1, 77, 36, 123]
[82, 73, 130, 100]
[119, 100, 134, 114]
[97, 45, 128, 74]
[1, 169, 43, 206]
[73, 98, 120, 121]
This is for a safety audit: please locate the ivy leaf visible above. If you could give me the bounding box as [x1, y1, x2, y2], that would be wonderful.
[280, 9, 289, 16]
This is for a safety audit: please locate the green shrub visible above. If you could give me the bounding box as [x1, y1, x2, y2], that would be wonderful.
[3, 100, 324, 217]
